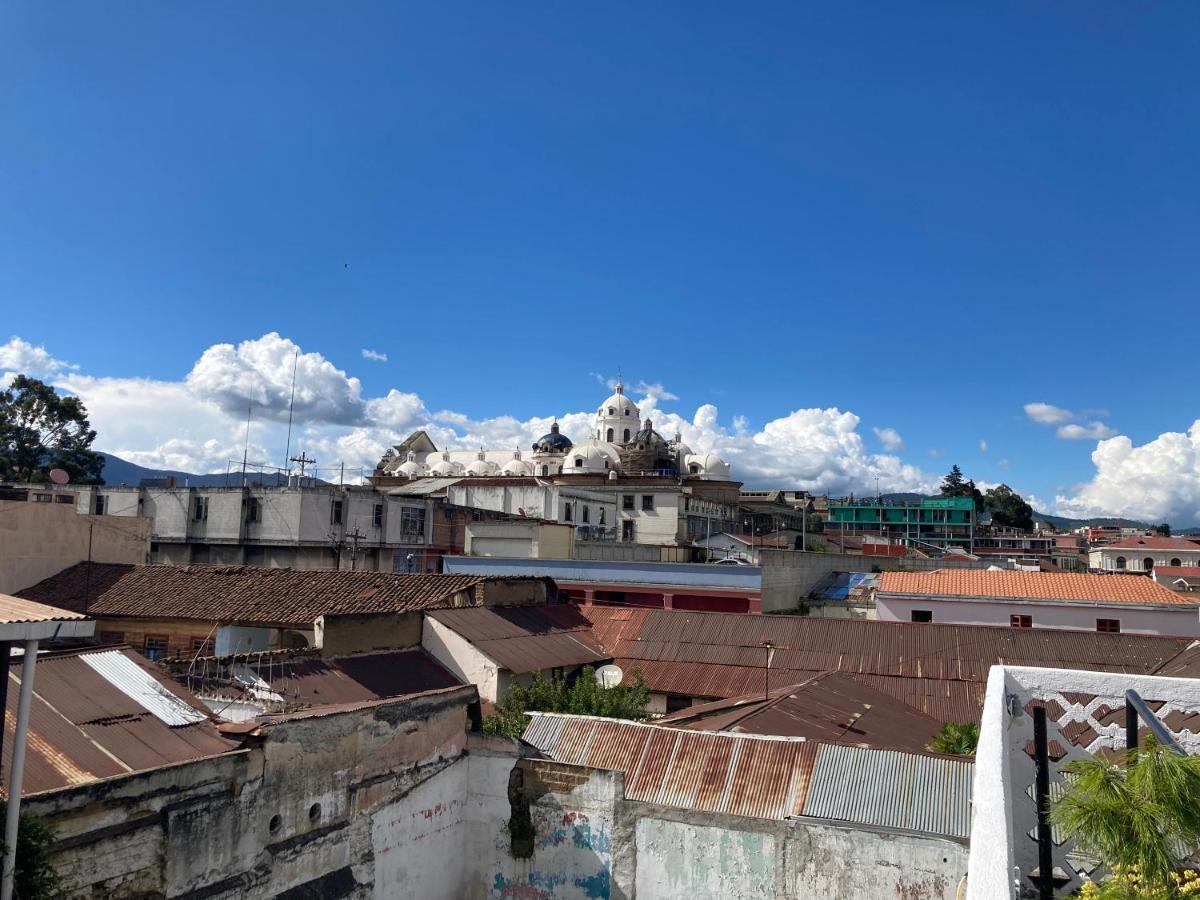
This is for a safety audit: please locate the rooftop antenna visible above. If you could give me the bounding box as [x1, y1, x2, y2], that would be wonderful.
[282, 348, 300, 482]
[289, 451, 315, 479]
[241, 406, 252, 487]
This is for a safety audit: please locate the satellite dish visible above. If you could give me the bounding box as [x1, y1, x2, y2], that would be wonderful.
[49, 468, 70, 485]
[595, 664, 624, 689]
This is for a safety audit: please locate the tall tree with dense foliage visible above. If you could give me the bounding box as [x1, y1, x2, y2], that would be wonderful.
[984, 484, 1035, 531]
[1051, 739, 1200, 897]
[939, 465, 985, 514]
[0, 375, 103, 484]
[483, 666, 651, 739]
[1153, 523, 1172, 537]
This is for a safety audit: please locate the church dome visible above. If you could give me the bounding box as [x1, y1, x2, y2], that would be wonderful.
[398, 451, 425, 478]
[466, 452, 499, 477]
[533, 421, 573, 453]
[670, 431, 693, 459]
[684, 451, 731, 480]
[502, 458, 533, 476]
[563, 442, 619, 474]
[430, 453, 465, 477]
[595, 382, 641, 444]
[632, 419, 667, 449]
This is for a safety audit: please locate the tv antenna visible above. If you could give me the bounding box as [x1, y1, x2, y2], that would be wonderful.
[282, 348, 300, 475]
[289, 452, 316, 479]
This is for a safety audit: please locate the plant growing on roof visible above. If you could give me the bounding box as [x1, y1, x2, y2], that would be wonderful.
[1052, 738, 1200, 897]
[482, 666, 651, 739]
[927, 722, 980, 756]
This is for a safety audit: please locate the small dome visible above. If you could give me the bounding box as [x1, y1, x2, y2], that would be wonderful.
[398, 459, 425, 477]
[684, 451, 731, 480]
[632, 419, 667, 447]
[467, 457, 499, 476]
[502, 458, 533, 476]
[430, 453, 465, 477]
[563, 442, 620, 474]
[671, 431, 693, 459]
[533, 421, 573, 453]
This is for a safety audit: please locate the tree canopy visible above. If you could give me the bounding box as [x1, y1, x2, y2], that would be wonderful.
[482, 666, 651, 739]
[984, 484, 1035, 531]
[927, 722, 979, 756]
[0, 375, 103, 484]
[939, 465, 985, 514]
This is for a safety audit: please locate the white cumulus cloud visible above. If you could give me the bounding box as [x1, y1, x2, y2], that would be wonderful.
[1054, 423, 1200, 526]
[1056, 422, 1117, 441]
[872, 427, 904, 451]
[0, 336, 78, 380]
[1024, 402, 1075, 426]
[1026, 401, 1117, 441]
[361, 348, 388, 362]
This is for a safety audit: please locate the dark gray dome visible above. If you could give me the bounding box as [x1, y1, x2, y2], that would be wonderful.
[533, 421, 573, 453]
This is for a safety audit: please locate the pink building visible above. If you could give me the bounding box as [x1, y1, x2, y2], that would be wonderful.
[876, 569, 1200, 637]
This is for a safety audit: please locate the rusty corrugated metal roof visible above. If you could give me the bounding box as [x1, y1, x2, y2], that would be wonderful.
[523, 713, 970, 836]
[657, 671, 943, 754]
[428, 605, 609, 674]
[523, 713, 817, 820]
[3, 647, 238, 797]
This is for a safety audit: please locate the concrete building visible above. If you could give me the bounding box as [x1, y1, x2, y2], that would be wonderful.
[1088, 534, 1200, 573]
[0, 487, 150, 594]
[826, 495, 976, 553]
[71, 482, 444, 572]
[876, 569, 1200, 636]
[1154, 565, 1200, 593]
[462, 520, 575, 558]
[443, 554, 764, 613]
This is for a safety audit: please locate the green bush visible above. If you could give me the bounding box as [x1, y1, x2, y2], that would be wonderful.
[0, 804, 63, 899]
[927, 722, 980, 756]
[483, 666, 651, 739]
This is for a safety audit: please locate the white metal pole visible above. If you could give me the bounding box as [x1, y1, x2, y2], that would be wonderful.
[2, 639, 39, 900]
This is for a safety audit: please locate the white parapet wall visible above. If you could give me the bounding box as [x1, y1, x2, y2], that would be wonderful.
[967, 664, 1200, 899]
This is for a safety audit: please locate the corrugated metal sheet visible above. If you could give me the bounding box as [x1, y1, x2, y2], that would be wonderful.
[523, 713, 818, 821]
[81, 650, 208, 726]
[429, 606, 609, 674]
[0, 593, 88, 624]
[801, 743, 973, 839]
[4, 648, 239, 796]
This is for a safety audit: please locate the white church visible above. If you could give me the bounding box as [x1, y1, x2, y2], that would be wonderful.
[375, 382, 732, 482]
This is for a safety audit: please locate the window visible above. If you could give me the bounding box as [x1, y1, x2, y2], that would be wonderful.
[665, 695, 692, 713]
[540, 465, 548, 476]
[574, 458, 583, 468]
[623, 429, 630, 442]
[1010, 615, 1032, 628]
[54, 494, 73, 504]
[563, 503, 572, 522]
[331, 499, 344, 525]
[641, 495, 654, 511]
[244, 497, 262, 523]
[1115, 555, 1126, 570]
[193, 496, 208, 522]
[608, 407, 615, 415]
[624, 408, 629, 416]
[1096, 618, 1121, 634]
[599, 509, 606, 525]
[621, 520, 635, 541]
[606, 428, 614, 442]
[33, 493, 52, 503]
[93, 494, 107, 515]
[1171, 558, 1182, 568]
[143, 634, 169, 661]
[910, 610, 933, 623]
[689, 464, 701, 475]
[191, 636, 214, 656]
[98, 630, 124, 645]
[582, 506, 590, 524]
[622, 495, 635, 511]
[373, 503, 384, 528]
[1143, 557, 1154, 572]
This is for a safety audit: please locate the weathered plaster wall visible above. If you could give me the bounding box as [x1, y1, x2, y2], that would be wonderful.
[636, 817, 775, 899]
[423, 616, 502, 702]
[317, 610, 423, 656]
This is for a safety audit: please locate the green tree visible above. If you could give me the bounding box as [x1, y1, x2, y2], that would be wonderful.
[927, 722, 979, 756]
[1051, 739, 1200, 896]
[0, 376, 103, 484]
[0, 803, 63, 899]
[940, 466, 986, 515]
[1153, 523, 1172, 538]
[483, 666, 651, 739]
[985, 484, 1035, 531]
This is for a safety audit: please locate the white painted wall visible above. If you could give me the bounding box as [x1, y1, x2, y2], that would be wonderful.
[636, 818, 776, 899]
[877, 595, 1200, 637]
[1090, 545, 1200, 571]
[422, 616, 502, 703]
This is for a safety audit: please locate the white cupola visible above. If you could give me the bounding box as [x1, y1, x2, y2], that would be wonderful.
[595, 382, 641, 444]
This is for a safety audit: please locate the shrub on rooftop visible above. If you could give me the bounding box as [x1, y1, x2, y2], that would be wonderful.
[482, 666, 651, 739]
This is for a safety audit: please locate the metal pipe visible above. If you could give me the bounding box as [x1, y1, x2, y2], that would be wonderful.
[1125, 689, 1184, 755]
[0, 643, 9, 785]
[1, 639, 39, 900]
[1033, 706, 1054, 900]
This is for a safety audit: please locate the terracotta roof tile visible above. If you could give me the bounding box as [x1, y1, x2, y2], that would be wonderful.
[17, 563, 519, 627]
[1100, 536, 1200, 551]
[879, 569, 1193, 605]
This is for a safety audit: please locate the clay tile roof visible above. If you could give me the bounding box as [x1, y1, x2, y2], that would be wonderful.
[878, 569, 1194, 606]
[17, 563, 515, 627]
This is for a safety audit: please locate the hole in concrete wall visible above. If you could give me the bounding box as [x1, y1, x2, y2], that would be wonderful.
[269, 814, 282, 835]
[507, 766, 534, 859]
[309, 803, 322, 822]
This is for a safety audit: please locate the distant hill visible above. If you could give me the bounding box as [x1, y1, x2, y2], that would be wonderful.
[98, 452, 297, 487]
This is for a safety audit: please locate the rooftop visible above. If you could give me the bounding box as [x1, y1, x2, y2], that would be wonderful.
[523, 712, 973, 838]
[18, 563, 533, 627]
[427, 604, 609, 674]
[0, 592, 95, 642]
[879, 569, 1193, 606]
[1097, 535, 1200, 551]
[657, 670, 942, 754]
[3, 646, 238, 796]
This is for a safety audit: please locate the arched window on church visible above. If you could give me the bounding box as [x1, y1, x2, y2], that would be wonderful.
[606, 428, 614, 442]
[1115, 556, 1126, 570]
[575, 457, 583, 468]
[582, 506, 590, 523]
[1171, 558, 1182, 567]
[623, 429, 630, 442]
[540, 465, 548, 476]
[608, 407, 615, 415]
[563, 503, 572, 522]
[1144, 557, 1154, 571]
[624, 408, 629, 416]
[599, 509, 606, 525]
[689, 464, 701, 475]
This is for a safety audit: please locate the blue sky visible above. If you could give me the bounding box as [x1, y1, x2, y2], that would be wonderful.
[2, 4, 1198, 522]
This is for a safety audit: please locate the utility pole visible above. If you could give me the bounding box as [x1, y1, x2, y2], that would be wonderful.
[289, 452, 316, 483]
[241, 406, 252, 487]
[760, 641, 774, 701]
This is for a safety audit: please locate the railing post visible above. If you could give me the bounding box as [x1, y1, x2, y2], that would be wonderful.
[1033, 706, 1054, 900]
